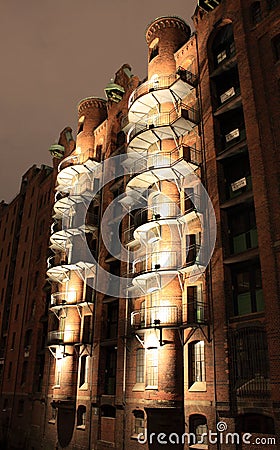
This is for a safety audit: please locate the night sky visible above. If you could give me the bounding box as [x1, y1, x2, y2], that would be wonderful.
[0, 0, 197, 202]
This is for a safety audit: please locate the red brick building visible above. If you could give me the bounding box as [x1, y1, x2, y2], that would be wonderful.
[0, 1, 279, 449]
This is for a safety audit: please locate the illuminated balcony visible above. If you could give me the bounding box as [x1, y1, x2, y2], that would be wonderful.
[127, 103, 199, 152]
[128, 68, 198, 122]
[131, 301, 208, 330]
[132, 251, 179, 277]
[131, 304, 181, 329]
[47, 330, 80, 346]
[134, 202, 180, 230]
[124, 145, 201, 191]
[47, 261, 96, 283]
[50, 291, 93, 312]
[56, 150, 102, 190]
[50, 217, 98, 251]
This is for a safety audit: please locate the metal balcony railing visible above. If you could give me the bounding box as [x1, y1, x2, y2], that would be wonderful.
[132, 251, 178, 275]
[130, 301, 208, 330]
[47, 330, 80, 346]
[58, 148, 100, 172]
[129, 68, 198, 107]
[134, 202, 180, 228]
[131, 305, 181, 328]
[129, 145, 201, 176]
[128, 103, 199, 142]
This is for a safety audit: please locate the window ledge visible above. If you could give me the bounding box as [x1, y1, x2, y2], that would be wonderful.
[76, 425, 86, 430]
[52, 385, 60, 390]
[190, 445, 208, 449]
[145, 385, 158, 390]
[79, 383, 88, 391]
[48, 419, 56, 425]
[189, 381, 207, 392]
[132, 383, 145, 392]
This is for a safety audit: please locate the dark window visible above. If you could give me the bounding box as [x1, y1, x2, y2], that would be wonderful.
[17, 400, 24, 416]
[228, 205, 257, 254]
[18, 277, 23, 294]
[7, 243, 10, 256]
[267, 0, 279, 10]
[187, 285, 205, 323]
[189, 415, 208, 446]
[232, 264, 264, 316]
[33, 271, 39, 288]
[7, 362, 12, 379]
[15, 304, 19, 320]
[21, 361, 28, 385]
[251, 2, 262, 25]
[21, 251, 26, 268]
[104, 348, 117, 394]
[212, 24, 235, 68]
[79, 355, 88, 387]
[77, 405, 86, 427]
[230, 327, 269, 396]
[272, 34, 280, 61]
[149, 43, 159, 61]
[28, 204, 32, 218]
[100, 405, 116, 418]
[82, 315, 92, 344]
[106, 301, 118, 339]
[11, 332, 16, 350]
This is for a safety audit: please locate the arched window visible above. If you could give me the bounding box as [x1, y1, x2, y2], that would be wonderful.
[251, 2, 262, 25]
[212, 24, 235, 68]
[132, 409, 145, 437]
[189, 414, 207, 446]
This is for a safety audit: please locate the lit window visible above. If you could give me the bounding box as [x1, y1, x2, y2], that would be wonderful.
[146, 348, 158, 388]
[132, 410, 145, 437]
[189, 414, 208, 446]
[189, 341, 205, 387]
[136, 348, 145, 384]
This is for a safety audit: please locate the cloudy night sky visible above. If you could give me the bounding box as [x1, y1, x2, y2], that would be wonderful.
[0, 0, 197, 202]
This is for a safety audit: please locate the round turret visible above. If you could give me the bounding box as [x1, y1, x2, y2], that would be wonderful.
[145, 16, 191, 79]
